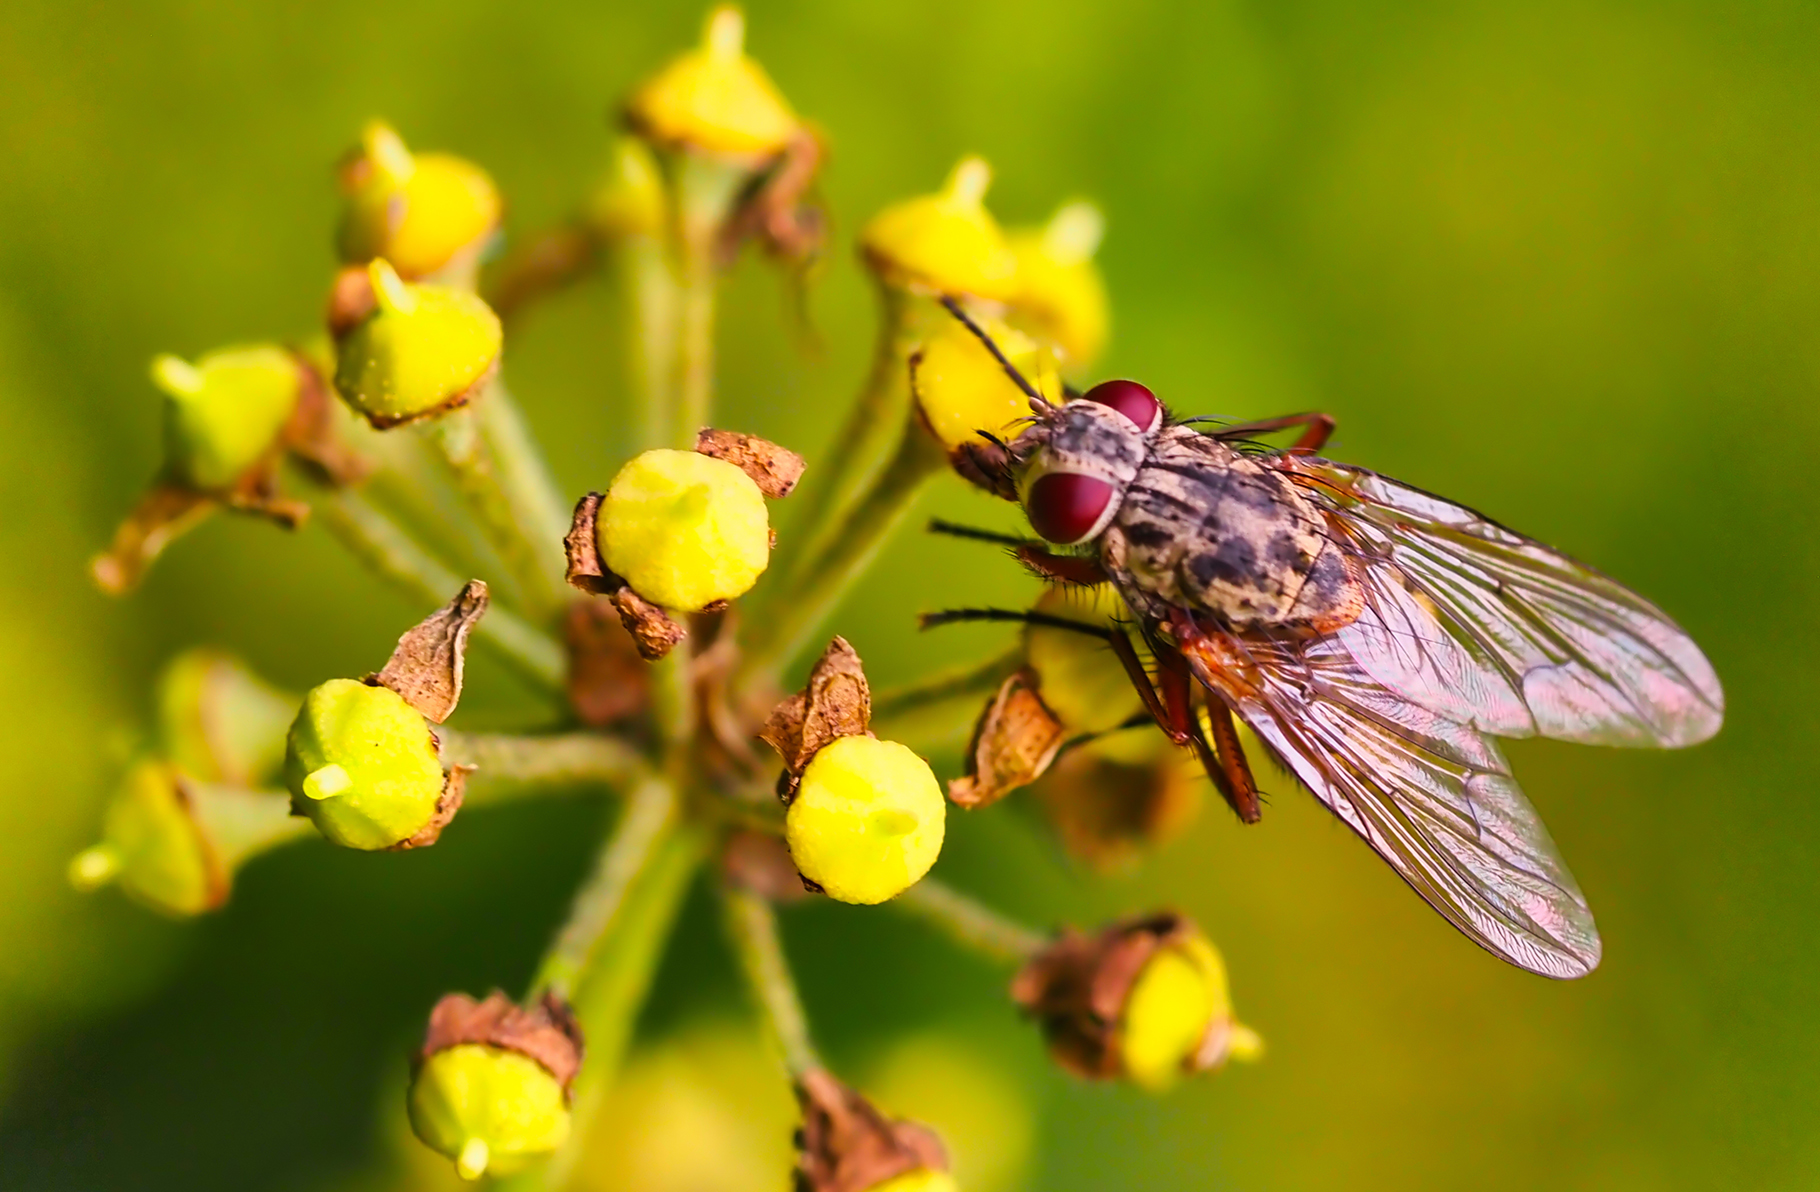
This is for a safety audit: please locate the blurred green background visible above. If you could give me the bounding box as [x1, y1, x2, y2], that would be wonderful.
[2, 0, 1816, 1188]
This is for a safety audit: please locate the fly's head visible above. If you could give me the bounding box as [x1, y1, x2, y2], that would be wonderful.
[1011, 380, 1162, 547]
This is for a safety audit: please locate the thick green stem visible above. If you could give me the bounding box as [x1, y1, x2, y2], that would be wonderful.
[621, 234, 679, 452]
[739, 424, 947, 685]
[721, 884, 821, 1078]
[507, 781, 702, 1192]
[892, 877, 1048, 965]
[437, 731, 644, 800]
[670, 155, 746, 449]
[648, 649, 696, 753]
[423, 400, 565, 619]
[311, 489, 565, 690]
[476, 380, 572, 577]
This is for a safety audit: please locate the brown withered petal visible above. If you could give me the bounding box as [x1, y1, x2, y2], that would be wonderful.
[614, 586, 687, 661]
[693, 428, 807, 498]
[759, 637, 872, 781]
[282, 354, 368, 486]
[794, 1069, 948, 1192]
[948, 669, 1068, 810]
[90, 484, 218, 595]
[418, 990, 585, 1097]
[486, 224, 601, 325]
[326, 264, 378, 341]
[373, 580, 489, 723]
[717, 129, 827, 267]
[563, 598, 649, 727]
[1009, 912, 1192, 1081]
[720, 829, 812, 903]
[390, 764, 472, 851]
[563, 492, 621, 595]
[1035, 749, 1202, 871]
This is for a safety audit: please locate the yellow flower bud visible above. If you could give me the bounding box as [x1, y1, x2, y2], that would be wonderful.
[870, 1170, 960, 1192]
[338, 121, 501, 280]
[1023, 586, 1145, 735]
[408, 1044, 571, 1180]
[333, 259, 502, 428]
[283, 678, 448, 850]
[1121, 932, 1234, 1091]
[860, 157, 1018, 300]
[913, 314, 1061, 453]
[582, 137, 667, 241]
[598, 448, 770, 612]
[626, 6, 800, 159]
[786, 736, 945, 905]
[1008, 200, 1110, 367]
[152, 345, 302, 491]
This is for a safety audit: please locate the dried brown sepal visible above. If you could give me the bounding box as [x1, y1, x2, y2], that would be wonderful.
[390, 764, 472, 851]
[721, 830, 811, 903]
[759, 638, 872, 791]
[793, 1069, 948, 1192]
[563, 598, 649, 727]
[418, 989, 585, 1098]
[1009, 911, 1193, 1081]
[90, 484, 218, 595]
[948, 669, 1069, 809]
[326, 264, 378, 341]
[281, 353, 368, 486]
[372, 580, 489, 723]
[692, 428, 806, 498]
[718, 129, 827, 268]
[486, 224, 601, 325]
[614, 586, 687, 661]
[563, 492, 621, 595]
[1037, 749, 1202, 872]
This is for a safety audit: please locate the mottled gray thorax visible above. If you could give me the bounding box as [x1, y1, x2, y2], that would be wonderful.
[1102, 428, 1352, 631]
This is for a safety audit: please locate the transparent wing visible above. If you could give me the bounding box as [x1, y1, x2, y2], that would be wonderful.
[1184, 632, 1602, 979]
[1286, 457, 1723, 748]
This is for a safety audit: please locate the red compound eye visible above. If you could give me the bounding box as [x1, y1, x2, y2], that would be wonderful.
[1026, 471, 1115, 544]
[1083, 379, 1162, 432]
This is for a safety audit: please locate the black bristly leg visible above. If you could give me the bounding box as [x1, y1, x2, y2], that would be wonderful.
[1209, 411, 1335, 454]
[926, 519, 1109, 586]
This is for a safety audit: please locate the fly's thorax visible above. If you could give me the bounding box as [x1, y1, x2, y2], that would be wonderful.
[1104, 429, 1356, 631]
[1014, 401, 1152, 545]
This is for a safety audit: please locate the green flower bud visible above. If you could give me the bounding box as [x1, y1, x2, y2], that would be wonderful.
[408, 991, 582, 1181]
[582, 137, 667, 242]
[860, 157, 1018, 300]
[155, 648, 296, 787]
[598, 448, 770, 612]
[283, 678, 449, 850]
[333, 259, 502, 428]
[786, 735, 946, 905]
[152, 345, 303, 491]
[338, 121, 502, 281]
[626, 6, 801, 159]
[69, 759, 308, 917]
[913, 312, 1061, 455]
[1007, 200, 1109, 368]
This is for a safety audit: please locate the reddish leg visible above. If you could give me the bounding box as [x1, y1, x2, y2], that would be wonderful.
[1017, 545, 1109, 586]
[1106, 630, 1190, 746]
[1201, 701, 1262, 824]
[1210, 411, 1335, 455]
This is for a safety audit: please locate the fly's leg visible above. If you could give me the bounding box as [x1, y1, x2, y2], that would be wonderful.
[1200, 700, 1262, 824]
[926, 519, 1108, 586]
[1105, 630, 1190, 746]
[1210, 411, 1335, 455]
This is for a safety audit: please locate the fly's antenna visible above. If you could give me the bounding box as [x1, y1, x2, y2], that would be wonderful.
[926, 519, 1037, 548]
[919, 606, 1114, 639]
[937, 296, 1052, 415]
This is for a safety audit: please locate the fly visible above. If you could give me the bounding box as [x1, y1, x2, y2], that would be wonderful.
[927, 299, 1724, 980]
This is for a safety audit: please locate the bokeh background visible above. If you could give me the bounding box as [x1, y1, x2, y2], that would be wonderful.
[3, 1, 1817, 1188]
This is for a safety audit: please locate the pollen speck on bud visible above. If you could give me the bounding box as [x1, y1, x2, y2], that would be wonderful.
[860, 156, 1019, 300]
